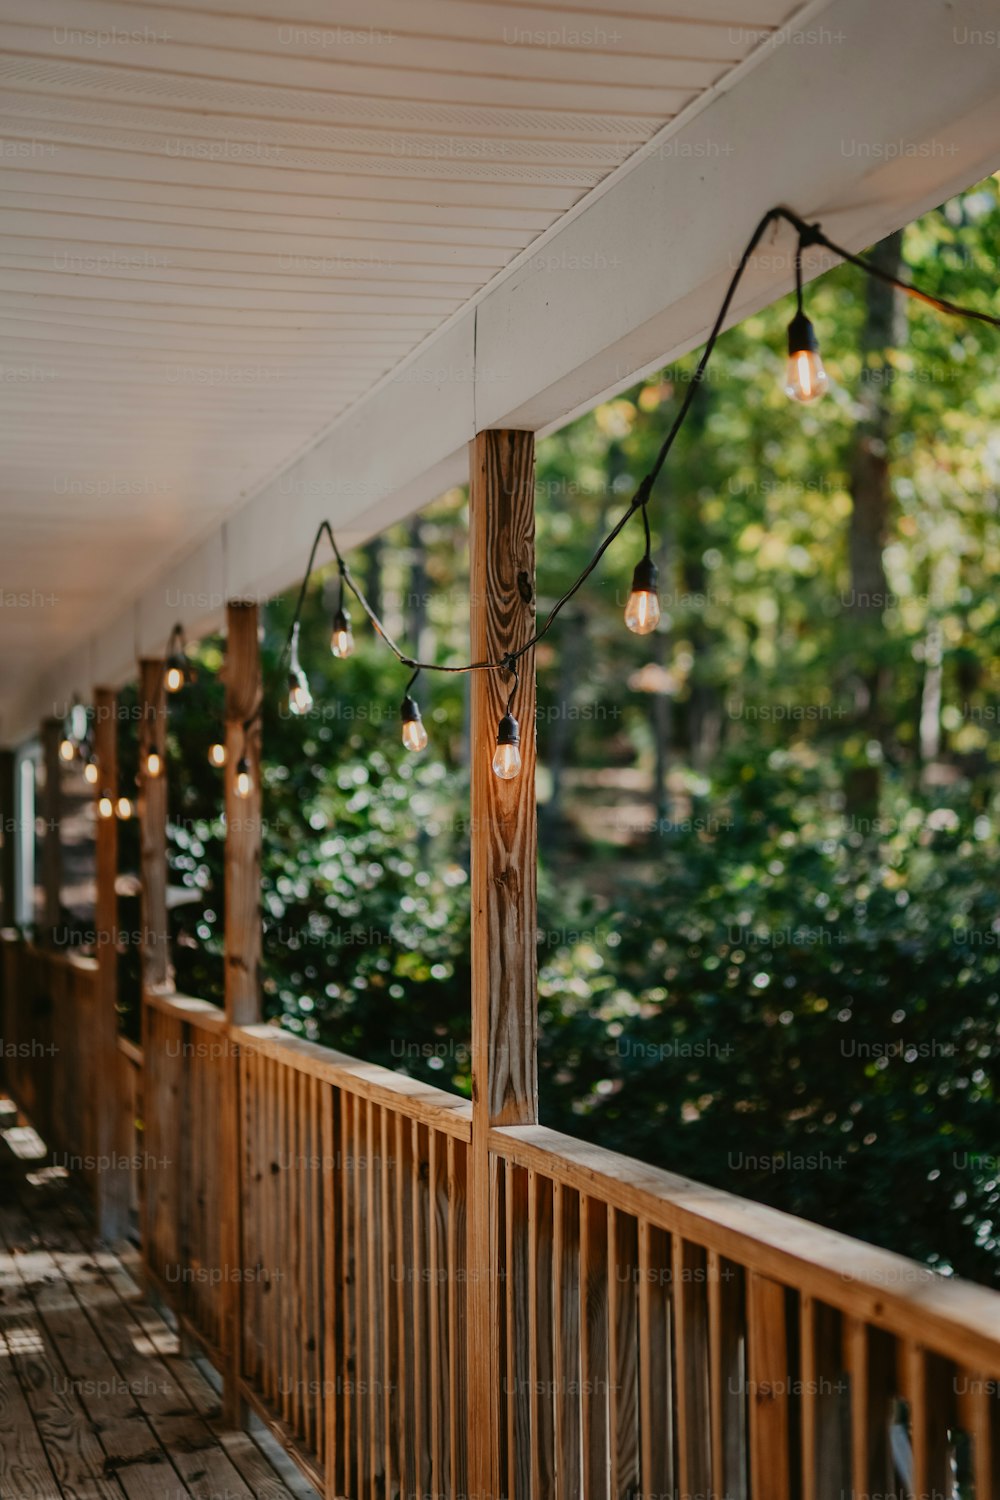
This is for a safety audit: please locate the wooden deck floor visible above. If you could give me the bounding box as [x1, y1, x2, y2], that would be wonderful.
[0, 1098, 319, 1500]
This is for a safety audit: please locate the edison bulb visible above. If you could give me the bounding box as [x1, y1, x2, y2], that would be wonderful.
[165, 662, 184, 693]
[331, 608, 355, 659]
[98, 793, 114, 819]
[785, 312, 828, 403]
[146, 750, 162, 777]
[288, 667, 313, 717]
[59, 737, 75, 762]
[234, 758, 253, 799]
[208, 742, 227, 768]
[402, 717, 428, 753]
[84, 761, 99, 786]
[492, 741, 522, 780]
[492, 712, 522, 780]
[624, 587, 660, 635]
[116, 796, 134, 820]
[624, 556, 660, 636]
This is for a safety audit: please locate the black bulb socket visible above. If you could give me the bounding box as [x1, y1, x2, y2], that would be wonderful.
[630, 555, 659, 595]
[401, 695, 422, 725]
[497, 712, 520, 747]
[787, 310, 820, 356]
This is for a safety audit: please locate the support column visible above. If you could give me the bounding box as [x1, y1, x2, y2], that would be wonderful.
[138, 658, 171, 1266]
[40, 719, 62, 946]
[467, 430, 538, 1498]
[221, 600, 262, 1425]
[94, 686, 128, 1239]
[0, 748, 17, 930]
[224, 601, 262, 1027]
[138, 660, 170, 994]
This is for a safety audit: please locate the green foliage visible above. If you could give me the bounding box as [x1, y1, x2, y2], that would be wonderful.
[160, 178, 1000, 1286]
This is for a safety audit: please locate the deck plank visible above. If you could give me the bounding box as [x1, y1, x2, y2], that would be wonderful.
[0, 1105, 317, 1500]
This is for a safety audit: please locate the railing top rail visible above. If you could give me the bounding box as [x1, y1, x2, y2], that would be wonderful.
[235, 1024, 472, 1140]
[145, 989, 228, 1032]
[21, 939, 98, 974]
[492, 1123, 1000, 1377]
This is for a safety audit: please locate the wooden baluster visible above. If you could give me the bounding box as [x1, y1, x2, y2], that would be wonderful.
[428, 1126, 444, 1498]
[506, 1161, 531, 1498]
[674, 1237, 711, 1500]
[322, 1082, 338, 1496]
[963, 1372, 999, 1498]
[531, 1171, 557, 1500]
[609, 1209, 639, 1500]
[581, 1194, 610, 1499]
[747, 1271, 791, 1500]
[411, 1118, 428, 1495]
[709, 1252, 747, 1500]
[639, 1220, 671, 1500]
[448, 1134, 469, 1498]
[468, 427, 538, 1500]
[554, 1182, 582, 1500]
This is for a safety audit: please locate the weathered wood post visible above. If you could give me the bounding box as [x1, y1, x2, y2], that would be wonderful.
[0, 748, 16, 930]
[40, 718, 62, 945]
[93, 686, 129, 1239]
[221, 600, 263, 1424]
[467, 430, 538, 1497]
[137, 658, 171, 1263]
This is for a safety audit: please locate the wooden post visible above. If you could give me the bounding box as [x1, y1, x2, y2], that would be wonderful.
[40, 719, 62, 946]
[138, 659, 170, 1268]
[224, 602, 263, 1027]
[467, 429, 538, 1498]
[0, 748, 16, 929]
[138, 660, 170, 993]
[221, 601, 263, 1425]
[93, 686, 129, 1239]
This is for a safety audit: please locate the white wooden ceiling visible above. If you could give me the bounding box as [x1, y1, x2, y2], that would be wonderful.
[0, 0, 802, 730]
[2, 0, 1000, 741]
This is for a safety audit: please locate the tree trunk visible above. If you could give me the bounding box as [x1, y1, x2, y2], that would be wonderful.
[845, 229, 905, 818]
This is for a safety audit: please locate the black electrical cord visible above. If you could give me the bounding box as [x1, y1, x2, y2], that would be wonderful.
[277, 203, 1000, 706]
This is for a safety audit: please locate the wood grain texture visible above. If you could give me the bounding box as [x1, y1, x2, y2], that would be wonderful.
[138, 659, 170, 991]
[93, 685, 130, 1240]
[220, 601, 262, 1425]
[224, 600, 263, 1028]
[468, 428, 537, 1500]
[747, 1272, 791, 1500]
[469, 428, 538, 1130]
[40, 718, 62, 944]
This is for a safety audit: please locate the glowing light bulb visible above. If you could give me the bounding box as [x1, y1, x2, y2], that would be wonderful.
[208, 742, 227, 768]
[784, 312, 828, 403]
[84, 761, 99, 786]
[59, 737, 75, 762]
[145, 750, 162, 778]
[165, 658, 185, 693]
[98, 793, 115, 820]
[624, 556, 660, 636]
[330, 606, 355, 659]
[492, 712, 522, 780]
[288, 667, 313, 717]
[116, 796, 134, 820]
[401, 696, 428, 753]
[234, 757, 253, 799]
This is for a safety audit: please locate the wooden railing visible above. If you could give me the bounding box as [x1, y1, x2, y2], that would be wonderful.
[5, 936, 1000, 1497]
[1, 938, 100, 1187]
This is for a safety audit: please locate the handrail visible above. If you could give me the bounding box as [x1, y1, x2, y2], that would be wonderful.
[234, 1022, 473, 1140]
[144, 990, 472, 1140]
[23, 940, 98, 974]
[492, 1121, 1000, 1377]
